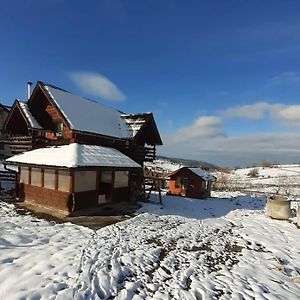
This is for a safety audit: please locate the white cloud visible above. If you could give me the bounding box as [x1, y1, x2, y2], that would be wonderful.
[221, 102, 300, 127]
[163, 116, 225, 145]
[159, 131, 300, 167]
[269, 104, 300, 126]
[159, 102, 300, 166]
[210, 133, 300, 155]
[69, 71, 126, 101]
[267, 72, 300, 86]
[222, 102, 270, 120]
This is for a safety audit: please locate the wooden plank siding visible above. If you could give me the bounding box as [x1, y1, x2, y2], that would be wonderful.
[168, 169, 211, 199]
[16, 165, 140, 214]
[45, 104, 62, 123]
[20, 184, 73, 212]
[9, 136, 33, 154]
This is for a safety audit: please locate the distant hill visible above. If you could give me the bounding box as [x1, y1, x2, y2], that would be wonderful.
[156, 155, 220, 170]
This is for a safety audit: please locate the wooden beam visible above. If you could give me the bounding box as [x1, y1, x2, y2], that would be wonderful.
[41, 168, 44, 187]
[70, 170, 74, 193]
[55, 170, 58, 190]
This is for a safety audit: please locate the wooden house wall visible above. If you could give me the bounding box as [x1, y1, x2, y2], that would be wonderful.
[72, 131, 127, 150]
[5, 83, 159, 163]
[19, 183, 73, 212]
[28, 88, 56, 131]
[19, 183, 101, 214]
[168, 169, 211, 199]
[5, 107, 29, 135]
[134, 119, 158, 146]
[73, 190, 98, 211]
[71, 132, 146, 164]
[28, 87, 72, 140]
[0, 108, 9, 131]
[17, 165, 137, 214]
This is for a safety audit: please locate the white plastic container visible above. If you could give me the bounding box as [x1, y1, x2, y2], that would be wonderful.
[266, 195, 291, 220]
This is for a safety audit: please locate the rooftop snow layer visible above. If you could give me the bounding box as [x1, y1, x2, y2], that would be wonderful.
[121, 114, 149, 137]
[189, 168, 216, 181]
[43, 84, 132, 139]
[6, 143, 141, 168]
[19, 101, 42, 129]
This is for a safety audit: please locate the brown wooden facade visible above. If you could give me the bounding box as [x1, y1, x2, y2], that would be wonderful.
[168, 168, 213, 199]
[0, 103, 11, 158]
[3, 81, 162, 164]
[17, 164, 141, 215]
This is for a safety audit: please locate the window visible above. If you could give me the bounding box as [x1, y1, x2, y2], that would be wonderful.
[181, 177, 189, 189]
[175, 176, 181, 188]
[101, 171, 113, 183]
[58, 170, 70, 192]
[44, 169, 56, 189]
[74, 171, 96, 192]
[114, 171, 129, 188]
[31, 168, 41, 186]
[20, 167, 29, 184]
[55, 122, 63, 133]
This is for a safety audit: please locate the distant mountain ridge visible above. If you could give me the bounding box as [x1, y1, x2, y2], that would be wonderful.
[157, 155, 220, 170]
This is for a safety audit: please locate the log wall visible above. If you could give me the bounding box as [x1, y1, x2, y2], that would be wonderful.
[20, 184, 73, 213]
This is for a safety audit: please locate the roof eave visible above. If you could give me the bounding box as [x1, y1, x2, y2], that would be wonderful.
[5, 161, 141, 170]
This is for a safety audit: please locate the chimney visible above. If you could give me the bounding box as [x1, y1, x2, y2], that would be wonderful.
[27, 82, 33, 99]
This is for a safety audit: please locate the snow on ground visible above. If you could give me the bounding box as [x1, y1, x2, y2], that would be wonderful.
[1, 192, 300, 299]
[0, 203, 92, 300]
[215, 164, 300, 198]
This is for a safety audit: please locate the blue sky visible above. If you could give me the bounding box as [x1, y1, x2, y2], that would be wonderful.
[1, 0, 300, 166]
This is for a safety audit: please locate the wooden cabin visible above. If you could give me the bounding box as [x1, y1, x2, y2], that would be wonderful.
[5, 143, 141, 215]
[0, 103, 11, 158]
[168, 167, 216, 199]
[3, 81, 162, 164]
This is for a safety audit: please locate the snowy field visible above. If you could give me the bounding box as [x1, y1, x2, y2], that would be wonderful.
[145, 159, 300, 199]
[215, 164, 300, 198]
[1, 192, 300, 299]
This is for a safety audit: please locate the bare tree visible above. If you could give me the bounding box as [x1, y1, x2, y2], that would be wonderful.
[214, 172, 229, 191]
[276, 176, 293, 196]
[247, 168, 259, 178]
[260, 160, 272, 168]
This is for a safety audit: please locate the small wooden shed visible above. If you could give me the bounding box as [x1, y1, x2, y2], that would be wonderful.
[168, 167, 216, 199]
[5, 143, 141, 215]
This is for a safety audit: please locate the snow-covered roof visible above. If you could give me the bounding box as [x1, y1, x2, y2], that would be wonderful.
[43, 84, 132, 139]
[189, 168, 216, 181]
[121, 113, 150, 137]
[18, 101, 42, 129]
[170, 167, 216, 181]
[6, 143, 141, 169]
